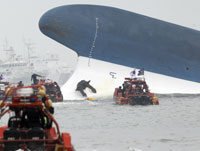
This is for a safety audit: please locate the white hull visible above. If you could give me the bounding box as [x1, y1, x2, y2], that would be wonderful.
[61, 57, 200, 100]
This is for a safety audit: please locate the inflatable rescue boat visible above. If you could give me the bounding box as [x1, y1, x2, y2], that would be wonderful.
[113, 77, 159, 105]
[0, 85, 74, 151]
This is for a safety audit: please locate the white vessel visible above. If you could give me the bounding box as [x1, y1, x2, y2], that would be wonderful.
[0, 44, 72, 85]
[61, 57, 200, 100]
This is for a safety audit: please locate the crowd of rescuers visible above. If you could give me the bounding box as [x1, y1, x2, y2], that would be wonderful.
[2, 73, 60, 129]
[117, 79, 149, 97]
[1, 85, 55, 129]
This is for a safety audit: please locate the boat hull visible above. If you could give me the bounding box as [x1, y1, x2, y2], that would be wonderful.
[61, 57, 200, 100]
[39, 4, 200, 83]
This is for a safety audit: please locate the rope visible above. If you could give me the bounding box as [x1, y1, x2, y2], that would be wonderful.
[88, 17, 99, 66]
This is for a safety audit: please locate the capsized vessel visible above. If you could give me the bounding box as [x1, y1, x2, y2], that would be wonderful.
[39, 4, 200, 100]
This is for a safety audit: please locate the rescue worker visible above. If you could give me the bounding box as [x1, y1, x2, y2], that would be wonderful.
[76, 80, 96, 97]
[117, 86, 122, 96]
[21, 87, 54, 129]
[42, 97, 54, 114]
[31, 74, 42, 85]
[54, 82, 62, 98]
[21, 109, 43, 128]
[122, 83, 127, 97]
[0, 74, 3, 81]
[17, 81, 24, 87]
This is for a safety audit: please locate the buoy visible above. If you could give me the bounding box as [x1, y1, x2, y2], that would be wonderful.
[86, 97, 95, 101]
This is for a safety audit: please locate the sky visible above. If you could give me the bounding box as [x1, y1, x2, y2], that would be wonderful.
[0, 0, 200, 69]
[0, 0, 78, 68]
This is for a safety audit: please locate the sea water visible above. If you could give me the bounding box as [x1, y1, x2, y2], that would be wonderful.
[0, 95, 200, 151]
[54, 95, 200, 151]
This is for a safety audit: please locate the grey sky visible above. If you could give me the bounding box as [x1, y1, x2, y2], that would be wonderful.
[0, 0, 78, 68]
[0, 0, 199, 68]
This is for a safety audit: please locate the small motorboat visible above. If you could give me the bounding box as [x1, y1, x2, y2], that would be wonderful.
[38, 78, 63, 102]
[0, 85, 74, 151]
[113, 77, 159, 105]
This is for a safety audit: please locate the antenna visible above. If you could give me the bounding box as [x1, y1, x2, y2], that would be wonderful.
[3, 38, 15, 61]
[23, 38, 35, 75]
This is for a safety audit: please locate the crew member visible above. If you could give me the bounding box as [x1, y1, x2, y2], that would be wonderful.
[21, 109, 43, 128]
[31, 74, 42, 85]
[54, 82, 62, 97]
[117, 86, 122, 96]
[0, 74, 3, 81]
[17, 81, 24, 87]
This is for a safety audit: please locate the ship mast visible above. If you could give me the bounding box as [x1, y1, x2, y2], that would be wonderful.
[23, 39, 35, 76]
[3, 38, 15, 62]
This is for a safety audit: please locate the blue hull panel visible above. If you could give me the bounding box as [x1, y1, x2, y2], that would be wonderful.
[39, 5, 200, 83]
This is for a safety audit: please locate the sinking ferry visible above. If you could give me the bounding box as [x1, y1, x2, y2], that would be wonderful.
[39, 3, 200, 100]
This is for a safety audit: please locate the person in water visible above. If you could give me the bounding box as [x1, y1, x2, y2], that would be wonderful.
[31, 74, 42, 85]
[76, 80, 96, 97]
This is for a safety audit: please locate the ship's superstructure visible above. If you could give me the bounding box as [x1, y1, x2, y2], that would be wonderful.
[0, 44, 72, 85]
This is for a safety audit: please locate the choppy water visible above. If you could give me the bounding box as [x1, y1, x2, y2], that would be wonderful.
[0, 95, 200, 151]
[54, 95, 200, 151]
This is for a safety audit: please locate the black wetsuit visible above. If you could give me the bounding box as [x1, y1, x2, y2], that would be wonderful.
[76, 80, 96, 97]
[31, 74, 42, 85]
[21, 109, 43, 128]
[17, 81, 24, 87]
[54, 82, 62, 97]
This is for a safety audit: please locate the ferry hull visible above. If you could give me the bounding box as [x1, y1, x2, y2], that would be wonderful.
[38, 5, 200, 99]
[61, 57, 200, 100]
[39, 5, 200, 83]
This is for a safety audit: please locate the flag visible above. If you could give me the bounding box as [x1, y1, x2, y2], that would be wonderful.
[130, 69, 136, 78]
[138, 69, 144, 76]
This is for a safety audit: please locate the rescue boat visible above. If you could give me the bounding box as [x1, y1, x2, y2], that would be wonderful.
[38, 78, 63, 102]
[113, 77, 159, 105]
[0, 85, 74, 151]
[0, 81, 9, 100]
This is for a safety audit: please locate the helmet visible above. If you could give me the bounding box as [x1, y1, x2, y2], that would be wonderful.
[46, 99, 52, 107]
[5, 87, 13, 96]
[38, 86, 46, 96]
